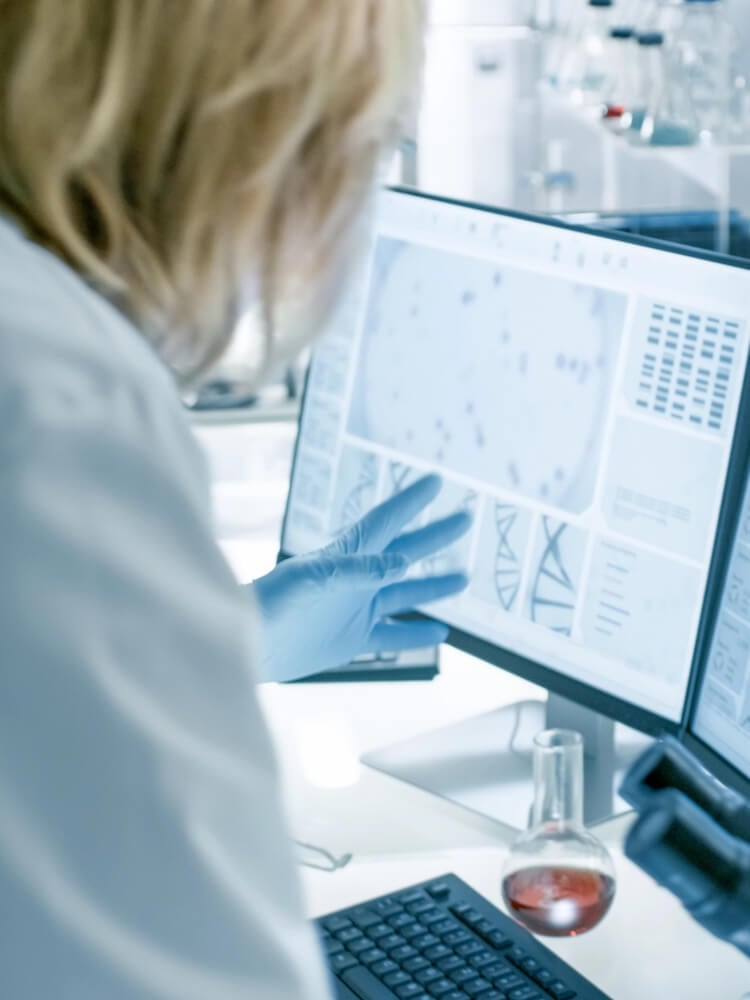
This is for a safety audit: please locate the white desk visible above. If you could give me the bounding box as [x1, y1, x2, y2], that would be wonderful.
[196, 421, 750, 1000]
[260, 653, 750, 1000]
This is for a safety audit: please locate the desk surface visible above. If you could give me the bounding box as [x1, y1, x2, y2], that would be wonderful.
[200, 421, 750, 1000]
[260, 654, 750, 1000]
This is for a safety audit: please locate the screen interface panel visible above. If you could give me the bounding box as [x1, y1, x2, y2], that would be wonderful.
[283, 190, 750, 722]
[693, 471, 750, 779]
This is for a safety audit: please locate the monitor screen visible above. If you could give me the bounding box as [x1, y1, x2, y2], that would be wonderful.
[281, 188, 750, 727]
[692, 460, 750, 783]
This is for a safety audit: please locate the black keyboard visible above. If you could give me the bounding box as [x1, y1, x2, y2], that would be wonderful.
[316, 873, 611, 1000]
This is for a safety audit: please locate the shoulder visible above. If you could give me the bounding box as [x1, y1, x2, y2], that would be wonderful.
[0, 217, 205, 493]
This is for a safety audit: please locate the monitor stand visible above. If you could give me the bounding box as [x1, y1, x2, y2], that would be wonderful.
[361, 694, 652, 830]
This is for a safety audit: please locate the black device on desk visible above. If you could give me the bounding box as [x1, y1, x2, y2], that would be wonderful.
[317, 873, 610, 1000]
[612, 446, 750, 958]
[280, 185, 750, 825]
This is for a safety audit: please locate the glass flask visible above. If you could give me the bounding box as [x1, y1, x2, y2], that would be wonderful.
[638, 30, 700, 145]
[501, 730, 616, 938]
[601, 26, 639, 129]
[674, 0, 733, 143]
[557, 0, 615, 106]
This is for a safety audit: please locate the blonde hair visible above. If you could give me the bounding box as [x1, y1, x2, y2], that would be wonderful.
[0, 0, 425, 381]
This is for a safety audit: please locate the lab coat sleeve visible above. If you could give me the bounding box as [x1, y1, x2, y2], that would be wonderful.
[0, 358, 334, 1000]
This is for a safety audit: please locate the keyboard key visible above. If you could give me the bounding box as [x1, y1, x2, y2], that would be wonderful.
[426, 881, 452, 901]
[331, 952, 360, 974]
[443, 993, 469, 1000]
[507, 946, 527, 966]
[407, 900, 437, 917]
[351, 908, 381, 930]
[403, 956, 431, 974]
[370, 923, 394, 940]
[483, 961, 509, 980]
[325, 939, 345, 956]
[495, 972, 525, 990]
[398, 890, 426, 905]
[395, 984, 426, 999]
[402, 923, 429, 941]
[380, 934, 406, 951]
[374, 899, 404, 919]
[449, 966, 477, 985]
[424, 944, 452, 962]
[341, 966, 403, 999]
[390, 913, 416, 931]
[465, 979, 493, 996]
[412, 934, 439, 950]
[372, 959, 400, 977]
[420, 910, 446, 927]
[359, 948, 386, 966]
[323, 915, 352, 933]
[442, 929, 471, 947]
[469, 951, 496, 970]
[337, 927, 364, 944]
[548, 981, 576, 999]
[507, 988, 542, 1000]
[475, 919, 495, 936]
[520, 958, 541, 976]
[390, 945, 418, 963]
[455, 941, 484, 958]
[384, 971, 411, 988]
[427, 979, 456, 997]
[485, 930, 512, 950]
[532, 969, 555, 988]
[414, 968, 441, 986]
[436, 955, 463, 974]
[432, 918, 460, 935]
[347, 938, 373, 956]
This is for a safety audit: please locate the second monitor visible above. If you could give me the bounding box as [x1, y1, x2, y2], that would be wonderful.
[281, 188, 750, 824]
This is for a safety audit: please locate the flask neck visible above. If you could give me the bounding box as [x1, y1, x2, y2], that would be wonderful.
[531, 730, 584, 829]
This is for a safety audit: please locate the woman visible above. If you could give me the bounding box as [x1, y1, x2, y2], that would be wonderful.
[0, 2, 470, 997]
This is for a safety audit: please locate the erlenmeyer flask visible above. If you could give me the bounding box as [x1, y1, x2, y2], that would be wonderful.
[501, 730, 616, 937]
[639, 30, 700, 145]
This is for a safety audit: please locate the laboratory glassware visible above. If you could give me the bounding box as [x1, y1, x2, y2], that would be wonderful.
[601, 26, 640, 129]
[675, 0, 733, 143]
[501, 730, 616, 937]
[638, 30, 700, 145]
[557, 0, 615, 107]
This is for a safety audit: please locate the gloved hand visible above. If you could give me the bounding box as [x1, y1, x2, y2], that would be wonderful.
[252, 474, 471, 682]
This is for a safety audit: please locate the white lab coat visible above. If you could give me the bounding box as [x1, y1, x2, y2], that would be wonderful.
[0, 216, 333, 1000]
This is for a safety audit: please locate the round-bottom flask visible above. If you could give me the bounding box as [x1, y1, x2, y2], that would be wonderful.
[501, 730, 616, 938]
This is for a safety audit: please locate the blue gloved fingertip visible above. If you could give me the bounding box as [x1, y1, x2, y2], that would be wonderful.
[414, 472, 442, 498]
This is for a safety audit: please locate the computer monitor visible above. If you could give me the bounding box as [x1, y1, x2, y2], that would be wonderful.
[280, 187, 750, 823]
[686, 451, 750, 799]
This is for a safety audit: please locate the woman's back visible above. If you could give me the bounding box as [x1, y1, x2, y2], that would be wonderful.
[0, 216, 332, 999]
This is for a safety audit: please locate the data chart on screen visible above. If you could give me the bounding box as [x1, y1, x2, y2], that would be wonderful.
[283, 190, 750, 722]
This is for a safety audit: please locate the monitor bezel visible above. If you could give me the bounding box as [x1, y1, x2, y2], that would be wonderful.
[279, 185, 750, 738]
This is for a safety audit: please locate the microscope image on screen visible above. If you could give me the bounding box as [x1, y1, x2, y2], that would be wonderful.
[347, 238, 628, 516]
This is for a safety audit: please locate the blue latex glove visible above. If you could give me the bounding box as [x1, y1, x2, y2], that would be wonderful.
[252, 474, 471, 682]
